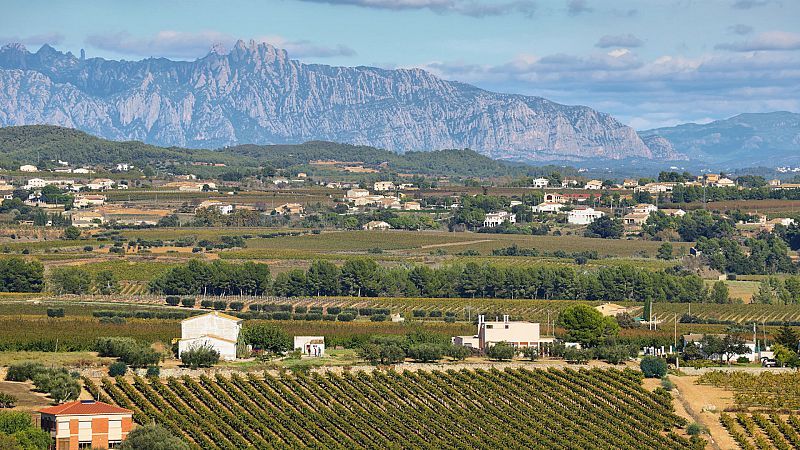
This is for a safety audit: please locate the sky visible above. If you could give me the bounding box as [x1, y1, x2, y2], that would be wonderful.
[2, 0, 799, 130]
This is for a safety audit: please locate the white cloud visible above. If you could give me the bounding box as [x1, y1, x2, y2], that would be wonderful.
[421, 50, 800, 129]
[295, 0, 537, 17]
[716, 31, 800, 52]
[84, 31, 356, 59]
[595, 34, 643, 49]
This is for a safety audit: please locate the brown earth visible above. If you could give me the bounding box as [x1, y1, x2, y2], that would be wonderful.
[670, 375, 738, 450]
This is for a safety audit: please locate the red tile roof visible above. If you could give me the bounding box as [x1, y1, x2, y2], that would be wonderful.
[39, 400, 132, 416]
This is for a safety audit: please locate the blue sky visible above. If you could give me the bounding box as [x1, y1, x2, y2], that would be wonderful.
[2, 0, 799, 129]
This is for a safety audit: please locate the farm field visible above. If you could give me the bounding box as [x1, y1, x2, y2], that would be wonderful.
[88, 368, 695, 450]
[236, 230, 693, 258]
[697, 371, 800, 449]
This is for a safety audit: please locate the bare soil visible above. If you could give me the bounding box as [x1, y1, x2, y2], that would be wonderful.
[0, 381, 52, 412]
[670, 375, 738, 450]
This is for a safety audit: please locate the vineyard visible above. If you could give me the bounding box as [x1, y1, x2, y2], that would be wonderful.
[720, 413, 800, 450]
[84, 368, 695, 450]
[697, 371, 800, 410]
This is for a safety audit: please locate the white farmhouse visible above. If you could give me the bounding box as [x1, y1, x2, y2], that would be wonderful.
[19, 165, 38, 172]
[532, 202, 564, 214]
[531, 178, 549, 189]
[294, 336, 325, 357]
[584, 180, 603, 190]
[346, 188, 370, 199]
[483, 211, 516, 228]
[178, 311, 243, 361]
[567, 207, 605, 225]
[373, 181, 395, 192]
[453, 315, 553, 352]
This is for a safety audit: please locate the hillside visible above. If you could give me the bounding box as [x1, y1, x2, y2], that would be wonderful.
[0, 41, 681, 162]
[639, 111, 800, 168]
[0, 125, 553, 178]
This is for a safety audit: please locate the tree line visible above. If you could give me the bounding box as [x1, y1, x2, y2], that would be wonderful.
[148, 258, 712, 303]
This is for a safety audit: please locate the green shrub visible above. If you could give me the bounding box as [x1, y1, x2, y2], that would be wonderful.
[337, 313, 355, 322]
[407, 343, 444, 362]
[200, 300, 213, 308]
[181, 298, 196, 308]
[46, 308, 64, 318]
[212, 301, 227, 310]
[640, 356, 668, 378]
[446, 345, 472, 361]
[0, 393, 16, 408]
[146, 366, 160, 377]
[229, 301, 244, 311]
[486, 342, 515, 361]
[326, 306, 341, 315]
[108, 362, 127, 377]
[181, 345, 220, 369]
[5, 363, 44, 382]
[370, 314, 387, 322]
[165, 296, 181, 306]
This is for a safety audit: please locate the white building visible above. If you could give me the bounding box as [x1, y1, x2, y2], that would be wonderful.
[568, 207, 605, 225]
[483, 211, 516, 228]
[584, 180, 603, 190]
[346, 188, 370, 199]
[453, 315, 553, 352]
[196, 200, 234, 215]
[294, 336, 325, 357]
[178, 311, 242, 361]
[87, 178, 115, 191]
[532, 178, 549, 189]
[115, 163, 132, 171]
[363, 220, 391, 231]
[373, 181, 396, 192]
[19, 165, 38, 172]
[532, 202, 564, 214]
[73, 194, 106, 209]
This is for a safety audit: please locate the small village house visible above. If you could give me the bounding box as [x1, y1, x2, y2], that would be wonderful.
[178, 311, 243, 361]
[272, 203, 304, 215]
[196, 200, 234, 215]
[346, 188, 370, 199]
[531, 177, 549, 189]
[70, 210, 106, 228]
[402, 201, 421, 211]
[73, 194, 107, 209]
[483, 211, 516, 228]
[38, 400, 133, 450]
[532, 202, 564, 214]
[294, 336, 325, 357]
[567, 207, 604, 225]
[544, 193, 564, 203]
[19, 164, 38, 172]
[584, 180, 603, 190]
[373, 181, 395, 192]
[363, 220, 391, 231]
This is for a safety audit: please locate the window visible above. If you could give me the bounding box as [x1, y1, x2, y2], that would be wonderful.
[108, 441, 122, 449]
[78, 442, 93, 449]
[486, 325, 493, 329]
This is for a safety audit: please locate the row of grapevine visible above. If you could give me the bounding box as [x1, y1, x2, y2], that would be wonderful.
[697, 371, 800, 410]
[720, 413, 800, 450]
[87, 368, 695, 449]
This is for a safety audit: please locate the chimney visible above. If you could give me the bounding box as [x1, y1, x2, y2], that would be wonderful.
[477, 315, 485, 325]
[503, 314, 509, 323]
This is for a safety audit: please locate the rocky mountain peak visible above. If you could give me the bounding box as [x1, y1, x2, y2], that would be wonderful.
[0, 42, 675, 161]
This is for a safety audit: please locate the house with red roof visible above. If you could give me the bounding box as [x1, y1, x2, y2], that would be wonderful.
[38, 399, 133, 449]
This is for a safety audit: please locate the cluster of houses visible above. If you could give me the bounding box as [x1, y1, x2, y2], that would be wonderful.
[344, 187, 421, 211]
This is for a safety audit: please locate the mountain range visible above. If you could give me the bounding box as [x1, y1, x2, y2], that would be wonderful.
[0, 41, 684, 163]
[0, 41, 797, 168]
[639, 112, 800, 168]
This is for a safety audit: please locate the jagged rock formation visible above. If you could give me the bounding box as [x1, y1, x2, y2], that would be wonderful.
[0, 41, 678, 161]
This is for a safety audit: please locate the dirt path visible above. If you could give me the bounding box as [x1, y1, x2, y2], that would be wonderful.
[670, 375, 738, 450]
[419, 239, 492, 249]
